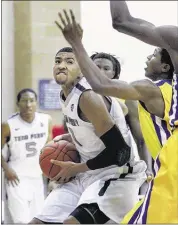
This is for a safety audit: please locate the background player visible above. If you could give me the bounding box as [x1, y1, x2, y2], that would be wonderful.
[90, 52, 152, 193]
[54, 9, 177, 223]
[30, 47, 146, 224]
[1, 88, 52, 223]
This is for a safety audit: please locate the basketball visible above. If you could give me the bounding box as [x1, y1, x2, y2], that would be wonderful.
[39, 140, 80, 179]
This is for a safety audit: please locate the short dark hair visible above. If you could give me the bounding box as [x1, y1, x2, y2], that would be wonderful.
[90, 52, 121, 79]
[17, 88, 37, 102]
[55, 47, 73, 56]
[160, 48, 174, 79]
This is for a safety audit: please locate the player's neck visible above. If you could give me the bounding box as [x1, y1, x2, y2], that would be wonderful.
[151, 73, 171, 81]
[62, 76, 83, 97]
[20, 113, 35, 123]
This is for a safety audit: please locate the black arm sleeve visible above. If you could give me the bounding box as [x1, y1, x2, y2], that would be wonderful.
[86, 125, 131, 170]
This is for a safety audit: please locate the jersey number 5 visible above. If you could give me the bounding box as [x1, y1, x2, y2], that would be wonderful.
[26, 142, 37, 157]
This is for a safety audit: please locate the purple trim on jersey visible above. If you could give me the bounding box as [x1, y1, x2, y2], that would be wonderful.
[150, 115, 171, 146]
[156, 156, 161, 170]
[128, 158, 155, 224]
[141, 180, 154, 224]
[161, 120, 171, 140]
[169, 74, 178, 128]
[128, 204, 143, 224]
[152, 157, 156, 177]
[140, 156, 161, 223]
[8, 112, 19, 119]
[150, 115, 162, 145]
[155, 79, 172, 87]
[76, 83, 86, 92]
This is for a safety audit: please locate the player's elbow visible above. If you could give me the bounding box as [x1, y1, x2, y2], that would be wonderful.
[112, 16, 133, 32]
[92, 84, 104, 95]
[92, 78, 112, 96]
[112, 19, 123, 31]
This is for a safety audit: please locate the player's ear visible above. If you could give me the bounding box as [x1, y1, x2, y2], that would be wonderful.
[162, 63, 170, 73]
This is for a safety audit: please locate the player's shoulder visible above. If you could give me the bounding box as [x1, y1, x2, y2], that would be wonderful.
[79, 88, 104, 110]
[7, 112, 20, 121]
[1, 121, 10, 136]
[2, 121, 10, 129]
[131, 78, 154, 86]
[131, 78, 159, 92]
[75, 77, 92, 92]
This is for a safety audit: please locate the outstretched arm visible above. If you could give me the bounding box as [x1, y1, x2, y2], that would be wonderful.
[54, 10, 156, 101]
[54, 10, 164, 116]
[110, 1, 178, 50]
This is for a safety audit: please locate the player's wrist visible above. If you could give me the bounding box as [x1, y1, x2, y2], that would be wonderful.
[2, 163, 10, 173]
[74, 162, 90, 173]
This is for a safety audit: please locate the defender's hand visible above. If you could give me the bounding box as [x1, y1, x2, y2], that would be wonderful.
[55, 9, 83, 45]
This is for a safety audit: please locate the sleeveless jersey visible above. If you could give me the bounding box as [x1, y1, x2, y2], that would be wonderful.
[59, 77, 139, 176]
[138, 79, 172, 160]
[7, 112, 49, 177]
[169, 73, 178, 129]
[121, 79, 177, 224]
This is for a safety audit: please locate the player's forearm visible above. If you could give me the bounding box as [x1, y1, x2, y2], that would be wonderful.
[138, 142, 152, 173]
[110, 1, 154, 28]
[110, 1, 163, 47]
[110, 0, 131, 24]
[1, 155, 10, 172]
[86, 125, 131, 170]
[71, 40, 110, 94]
[74, 162, 90, 173]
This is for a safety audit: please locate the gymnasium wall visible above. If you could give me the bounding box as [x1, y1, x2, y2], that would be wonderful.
[2, 1, 81, 124]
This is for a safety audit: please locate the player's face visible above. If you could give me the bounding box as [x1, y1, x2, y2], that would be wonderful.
[17, 92, 37, 116]
[144, 48, 165, 79]
[93, 58, 115, 79]
[53, 52, 81, 86]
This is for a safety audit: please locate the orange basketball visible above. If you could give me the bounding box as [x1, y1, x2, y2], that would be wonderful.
[39, 140, 80, 179]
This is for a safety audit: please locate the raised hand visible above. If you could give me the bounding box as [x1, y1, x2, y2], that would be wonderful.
[55, 9, 83, 46]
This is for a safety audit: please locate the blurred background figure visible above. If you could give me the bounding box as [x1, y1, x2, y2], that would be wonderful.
[1, 89, 52, 223]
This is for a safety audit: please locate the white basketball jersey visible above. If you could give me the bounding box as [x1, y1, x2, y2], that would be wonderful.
[59, 77, 136, 172]
[7, 112, 49, 177]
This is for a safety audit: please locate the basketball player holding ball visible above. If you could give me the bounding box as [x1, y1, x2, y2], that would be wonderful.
[30, 46, 147, 224]
[39, 139, 80, 180]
